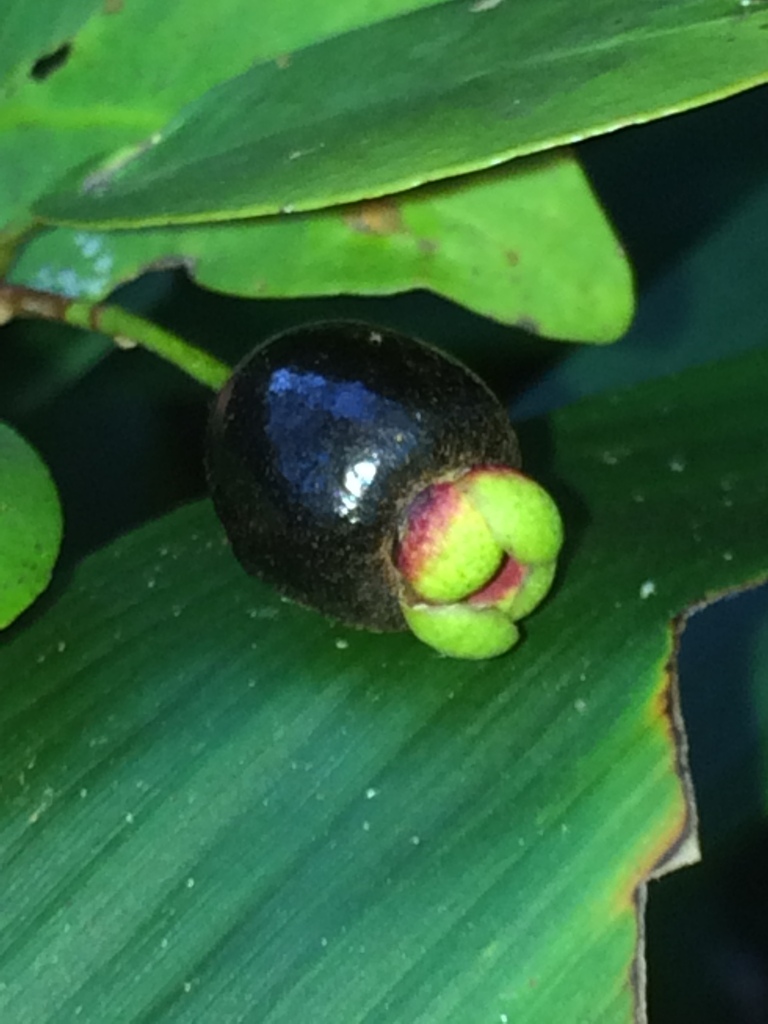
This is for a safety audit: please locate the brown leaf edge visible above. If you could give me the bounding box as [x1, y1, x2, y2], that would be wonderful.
[629, 573, 768, 1024]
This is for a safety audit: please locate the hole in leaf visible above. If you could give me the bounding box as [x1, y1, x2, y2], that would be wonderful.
[31, 43, 72, 81]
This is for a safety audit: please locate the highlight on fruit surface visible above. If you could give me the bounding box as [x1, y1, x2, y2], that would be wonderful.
[205, 320, 564, 659]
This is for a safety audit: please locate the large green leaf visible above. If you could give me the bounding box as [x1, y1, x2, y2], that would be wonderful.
[1, 347, 766, 1021]
[517, 153, 768, 410]
[0, 421, 62, 628]
[1, 1, 763, 346]
[29, 1, 768, 228]
[9, 153, 633, 342]
[0, 0, 100, 92]
[0, 0, 445, 229]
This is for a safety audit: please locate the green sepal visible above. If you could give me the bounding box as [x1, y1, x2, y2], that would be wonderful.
[408, 495, 502, 604]
[399, 600, 520, 660]
[498, 561, 558, 620]
[461, 469, 564, 564]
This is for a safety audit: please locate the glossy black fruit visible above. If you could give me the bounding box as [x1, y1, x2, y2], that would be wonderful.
[206, 321, 520, 631]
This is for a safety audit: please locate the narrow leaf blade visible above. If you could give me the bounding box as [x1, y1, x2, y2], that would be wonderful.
[10, 152, 634, 342]
[33, 1, 768, 227]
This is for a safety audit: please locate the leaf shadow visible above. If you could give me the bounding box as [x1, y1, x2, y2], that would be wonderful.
[512, 413, 591, 594]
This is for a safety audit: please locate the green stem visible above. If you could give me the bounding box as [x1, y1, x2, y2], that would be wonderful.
[0, 283, 232, 391]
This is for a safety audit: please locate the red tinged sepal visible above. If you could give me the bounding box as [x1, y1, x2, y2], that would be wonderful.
[395, 466, 564, 658]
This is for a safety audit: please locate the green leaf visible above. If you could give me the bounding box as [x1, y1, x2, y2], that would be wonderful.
[0, 0, 446, 230]
[9, 152, 633, 342]
[0, 421, 62, 628]
[0, 0, 100, 92]
[515, 158, 768, 409]
[1, 347, 766, 1020]
[30, 0, 768, 228]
